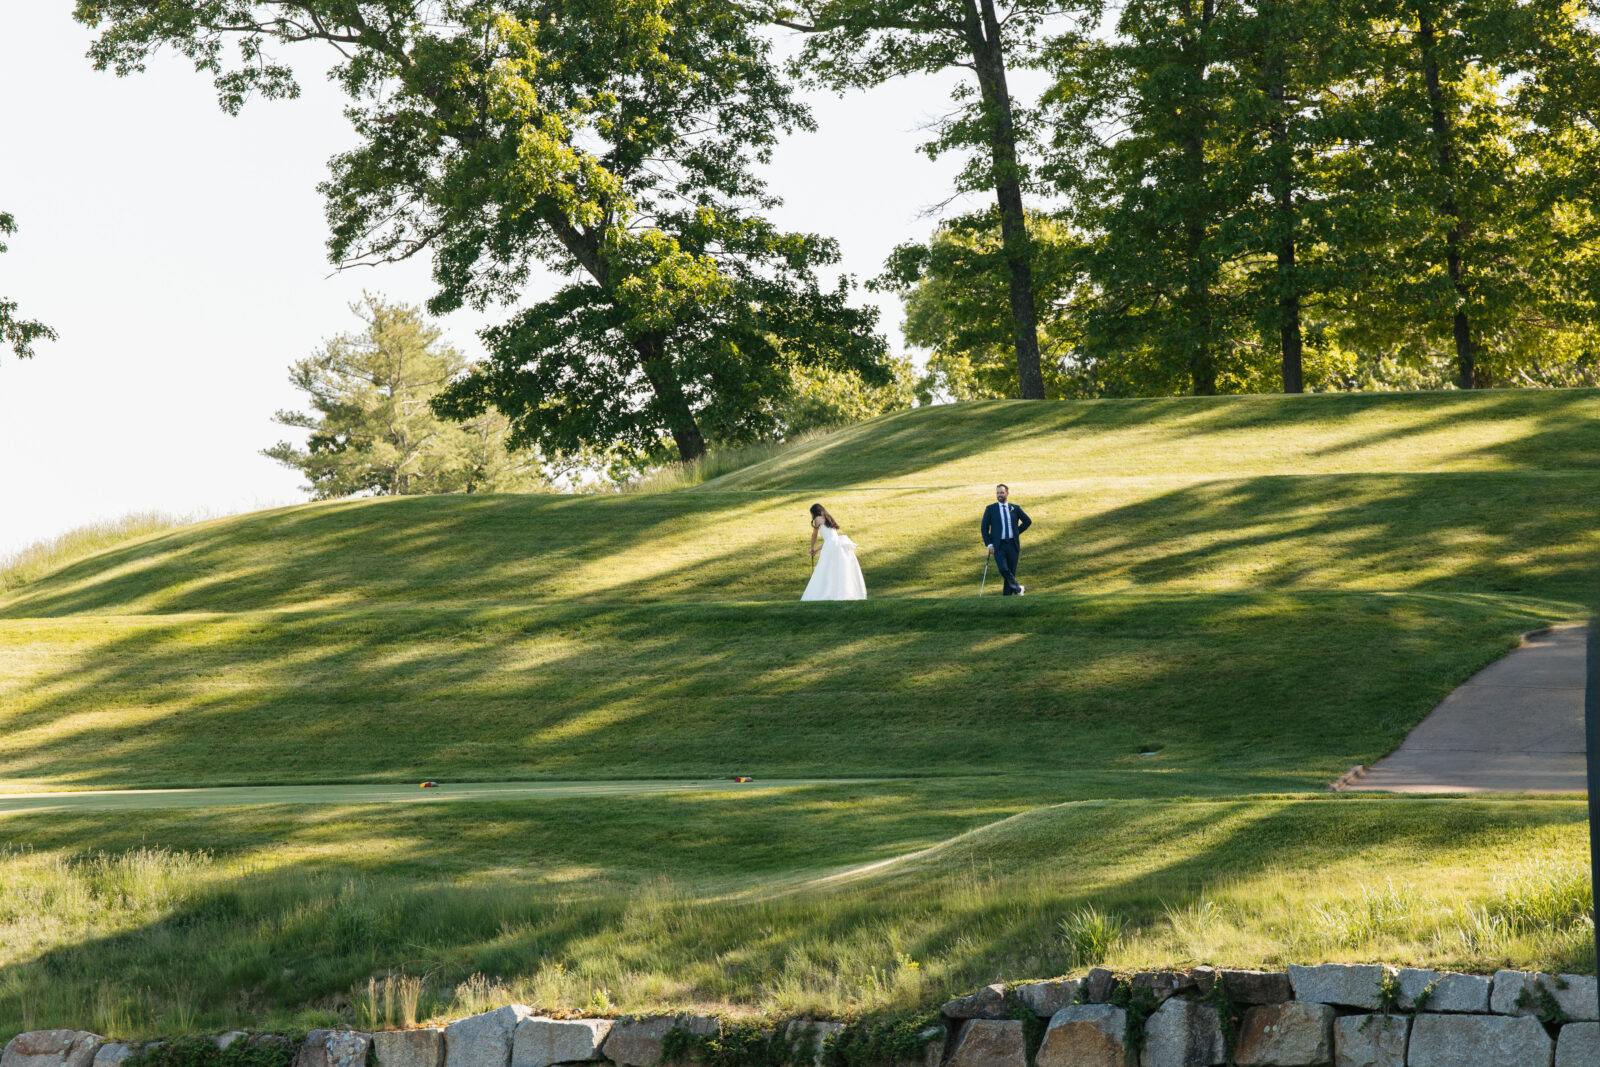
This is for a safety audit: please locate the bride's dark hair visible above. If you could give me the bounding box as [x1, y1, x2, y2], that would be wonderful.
[809, 503, 840, 530]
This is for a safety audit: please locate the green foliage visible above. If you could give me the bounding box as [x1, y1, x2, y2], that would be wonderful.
[0, 212, 57, 360]
[776, 357, 919, 436]
[1513, 981, 1569, 1026]
[126, 1037, 293, 1067]
[785, 0, 1102, 398]
[1044, 0, 1257, 396]
[1376, 970, 1401, 1015]
[263, 295, 544, 499]
[1004, 1001, 1046, 1067]
[1409, 978, 1438, 1016]
[76, 0, 889, 462]
[663, 1021, 799, 1067]
[1107, 981, 1161, 1060]
[1027, 0, 1600, 396]
[1198, 980, 1238, 1060]
[820, 1016, 943, 1067]
[877, 213, 1089, 399]
[1316, 1, 1600, 389]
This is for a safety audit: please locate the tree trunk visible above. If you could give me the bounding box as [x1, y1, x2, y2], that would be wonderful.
[964, 0, 1045, 399]
[1179, 0, 1217, 396]
[636, 336, 709, 461]
[1274, 183, 1303, 393]
[1418, 11, 1479, 389]
[1263, 0, 1303, 393]
[548, 207, 713, 454]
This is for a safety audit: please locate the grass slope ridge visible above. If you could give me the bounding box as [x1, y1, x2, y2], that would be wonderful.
[702, 389, 1600, 488]
[4, 390, 1597, 615]
[0, 391, 1589, 790]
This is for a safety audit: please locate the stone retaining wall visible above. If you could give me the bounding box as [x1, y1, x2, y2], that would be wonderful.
[5, 966, 1596, 1067]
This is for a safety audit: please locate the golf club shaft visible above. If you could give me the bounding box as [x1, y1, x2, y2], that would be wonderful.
[980, 557, 989, 596]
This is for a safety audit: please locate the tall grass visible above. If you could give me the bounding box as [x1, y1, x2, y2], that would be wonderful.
[0, 828, 1590, 1042]
[1115, 857, 1595, 973]
[1059, 906, 1126, 968]
[1, 513, 185, 592]
[621, 429, 837, 495]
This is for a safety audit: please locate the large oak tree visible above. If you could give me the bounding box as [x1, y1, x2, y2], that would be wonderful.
[77, 0, 889, 460]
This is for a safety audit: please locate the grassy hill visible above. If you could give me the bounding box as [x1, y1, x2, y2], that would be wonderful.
[4, 390, 1597, 616]
[0, 390, 1594, 1038]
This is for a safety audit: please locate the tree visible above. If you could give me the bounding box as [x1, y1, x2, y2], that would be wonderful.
[77, 0, 890, 461]
[0, 212, 56, 360]
[779, 0, 1102, 400]
[778, 355, 920, 433]
[1047, 1, 1389, 395]
[1220, 0, 1372, 394]
[1046, 1, 1263, 396]
[1321, 0, 1600, 388]
[265, 296, 543, 498]
[1038, 0, 1600, 395]
[876, 210, 1092, 398]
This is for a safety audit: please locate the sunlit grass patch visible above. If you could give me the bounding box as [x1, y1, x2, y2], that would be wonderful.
[1110, 857, 1596, 975]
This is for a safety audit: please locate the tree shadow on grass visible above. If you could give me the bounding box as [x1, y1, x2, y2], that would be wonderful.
[0, 492, 745, 617]
[0, 592, 1548, 789]
[1019, 472, 1600, 601]
[712, 390, 1600, 491]
[7, 388, 1599, 618]
[3, 462, 1596, 615]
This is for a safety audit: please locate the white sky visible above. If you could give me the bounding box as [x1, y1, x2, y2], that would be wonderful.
[0, 6, 995, 554]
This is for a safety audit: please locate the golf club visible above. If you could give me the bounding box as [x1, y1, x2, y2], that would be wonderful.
[979, 556, 989, 596]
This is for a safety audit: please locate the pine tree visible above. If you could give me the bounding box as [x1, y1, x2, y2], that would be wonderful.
[265, 296, 543, 499]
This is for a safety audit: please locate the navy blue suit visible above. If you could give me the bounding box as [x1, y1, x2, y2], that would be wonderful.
[981, 501, 1032, 595]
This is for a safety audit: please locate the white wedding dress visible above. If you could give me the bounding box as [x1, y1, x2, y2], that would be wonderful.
[802, 524, 867, 601]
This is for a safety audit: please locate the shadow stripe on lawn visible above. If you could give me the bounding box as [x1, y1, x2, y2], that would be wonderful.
[0, 778, 884, 814]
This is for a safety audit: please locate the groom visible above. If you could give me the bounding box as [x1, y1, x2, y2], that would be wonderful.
[981, 483, 1032, 596]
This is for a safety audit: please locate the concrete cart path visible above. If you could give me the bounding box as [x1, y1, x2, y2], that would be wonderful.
[1344, 624, 1587, 793]
[0, 777, 879, 816]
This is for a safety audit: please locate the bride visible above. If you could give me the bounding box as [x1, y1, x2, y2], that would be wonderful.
[802, 503, 867, 601]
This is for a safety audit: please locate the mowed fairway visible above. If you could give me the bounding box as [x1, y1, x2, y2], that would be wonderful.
[0, 390, 1595, 1038]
